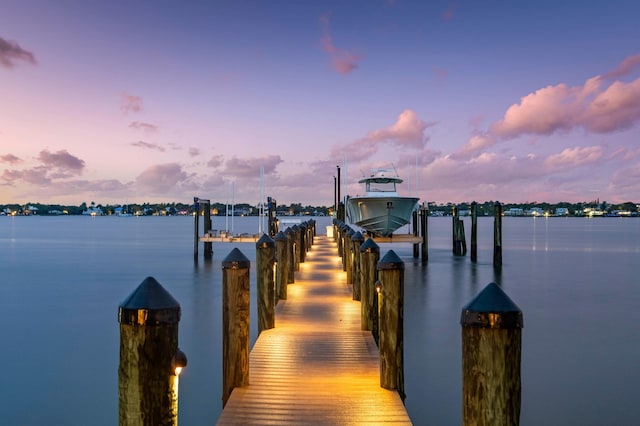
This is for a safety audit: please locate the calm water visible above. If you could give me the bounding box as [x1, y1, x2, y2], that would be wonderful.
[1, 215, 639, 425]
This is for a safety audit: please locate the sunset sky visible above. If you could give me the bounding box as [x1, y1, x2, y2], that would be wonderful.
[2, 0, 639, 207]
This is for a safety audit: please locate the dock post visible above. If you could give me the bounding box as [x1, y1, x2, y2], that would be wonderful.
[203, 201, 212, 259]
[412, 210, 419, 258]
[420, 206, 428, 262]
[286, 229, 295, 284]
[461, 282, 523, 425]
[351, 231, 364, 301]
[222, 248, 251, 407]
[493, 202, 503, 268]
[256, 234, 276, 333]
[193, 199, 200, 260]
[360, 238, 380, 331]
[118, 277, 186, 426]
[274, 231, 289, 301]
[452, 205, 457, 254]
[298, 222, 307, 263]
[471, 202, 478, 262]
[345, 228, 354, 283]
[291, 224, 301, 271]
[377, 250, 405, 401]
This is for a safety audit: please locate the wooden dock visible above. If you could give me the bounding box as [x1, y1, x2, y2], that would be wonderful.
[216, 235, 412, 425]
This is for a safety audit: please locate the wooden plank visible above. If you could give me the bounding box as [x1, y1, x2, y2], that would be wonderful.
[217, 236, 412, 425]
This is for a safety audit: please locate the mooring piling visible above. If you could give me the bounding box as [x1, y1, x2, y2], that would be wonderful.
[118, 276, 186, 426]
[471, 202, 478, 262]
[274, 231, 289, 301]
[377, 250, 405, 401]
[360, 237, 380, 331]
[221, 248, 251, 407]
[494, 202, 503, 268]
[461, 282, 522, 425]
[351, 231, 364, 301]
[256, 234, 276, 333]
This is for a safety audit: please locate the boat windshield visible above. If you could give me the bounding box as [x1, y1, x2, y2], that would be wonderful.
[367, 180, 396, 192]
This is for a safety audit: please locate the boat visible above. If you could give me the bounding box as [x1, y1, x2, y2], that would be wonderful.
[346, 168, 419, 237]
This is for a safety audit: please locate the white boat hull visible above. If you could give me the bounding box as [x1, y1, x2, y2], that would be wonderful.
[346, 196, 419, 237]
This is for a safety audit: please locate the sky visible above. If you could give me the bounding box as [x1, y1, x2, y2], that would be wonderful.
[1, 0, 639, 207]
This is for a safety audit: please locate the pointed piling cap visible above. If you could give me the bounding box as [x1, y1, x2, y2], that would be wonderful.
[377, 249, 404, 270]
[352, 231, 364, 243]
[346, 228, 355, 238]
[222, 247, 250, 270]
[118, 276, 181, 325]
[274, 230, 287, 242]
[360, 237, 380, 253]
[461, 282, 523, 329]
[256, 233, 275, 248]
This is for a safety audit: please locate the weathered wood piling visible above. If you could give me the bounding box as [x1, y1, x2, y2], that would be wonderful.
[377, 250, 405, 401]
[256, 234, 275, 333]
[494, 202, 503, 268]
[351, 231, 364, 301]
[360, 237, 380, 331]
[222, 248, 251, 407]
[461, 282, 523, 426]
[118, 277, 186, 426]
[274, 231, 289, 301]
[471, 201, 478, 262]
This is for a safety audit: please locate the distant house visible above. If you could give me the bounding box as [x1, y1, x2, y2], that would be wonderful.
[82, 207, 104, 216]
[504, 208, 524, 216]
[555, 207, 569, 216]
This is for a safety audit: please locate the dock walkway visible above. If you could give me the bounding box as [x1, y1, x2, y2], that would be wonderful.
[217, 235, 411, 425]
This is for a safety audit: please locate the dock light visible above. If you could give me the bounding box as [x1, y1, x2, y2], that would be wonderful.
[374, 280, 382, 294]
[172, 348, 187, 376]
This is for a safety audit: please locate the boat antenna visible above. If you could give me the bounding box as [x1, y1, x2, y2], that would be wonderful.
[391, 163, 399, 177]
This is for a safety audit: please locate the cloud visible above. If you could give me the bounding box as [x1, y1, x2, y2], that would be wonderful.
[600, 53, 640, 80]
[2, 167, 50, 186]
[130, 141, 165, 152]
[1, 149, 85, 187]
[207, 154, 224, 168]
[1, 153, 22, 164]
[581, 78, 640, 133]
[457, 55, 640, 156]
[129, 121, 158, 132]
[319, 13, 364, 74]
[543, 146, 603, 170]
[222, 155, 283, 178]
[121, 93, 143, 114]
[188, 147, 201, 157]
[38, 149, 85, 173]
[135, 163, 189, 194]
[0, 37, 36, 68]
[331, 110, 433, 163]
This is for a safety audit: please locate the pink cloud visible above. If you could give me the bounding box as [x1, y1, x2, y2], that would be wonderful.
[129, 121, 158, 132]
[2, 167, 50, 186]
[1, 153, 22, 164]
[38, 149, 85, 173]
[601, 53, 640, 80]
[188, 147, 201, 157]
[458, 55, 640, 156]
[135, 163, 189, 194]
[207, 154, 224, 168]
[0, 37, 36, 68]
[543, 146, 603, 170]
[581, 79, 640, 133]
[319, 13, 364, 75]
[130, 141, 165, 152]
[121, 93, 143, 114]
[223, 155, 283, 178]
